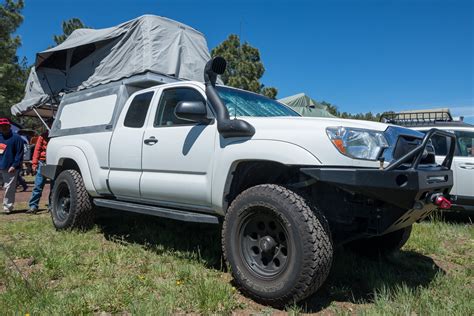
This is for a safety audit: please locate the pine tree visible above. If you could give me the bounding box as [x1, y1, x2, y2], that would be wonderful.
[0, 0, 28, 117]
[53, 18, 88, 45]
[211, 34, 278, 99]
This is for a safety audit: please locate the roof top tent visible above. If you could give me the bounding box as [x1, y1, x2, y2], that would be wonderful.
[11, 15, 214, 120]
[278, 93, 335, 118]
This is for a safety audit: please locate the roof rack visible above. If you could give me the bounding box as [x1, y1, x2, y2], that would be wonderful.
[380, 109, 456, 127]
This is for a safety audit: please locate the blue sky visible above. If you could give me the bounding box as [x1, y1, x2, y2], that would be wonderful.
[15, 0, 473, 122]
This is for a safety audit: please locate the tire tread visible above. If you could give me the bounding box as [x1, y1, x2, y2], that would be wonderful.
[52, 169, 93, 230]
[222, 184, 333, 306]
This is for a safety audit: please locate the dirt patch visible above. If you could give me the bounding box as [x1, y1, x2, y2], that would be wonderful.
[329, 301, 372, 315]
[438, 238, 473, 272]
[0, 182, 51, 204]
[6, 257, 42, 278]
[432, 256, 462, 274]
[231, 294, 268, 315]
[0, 181, 50, 222]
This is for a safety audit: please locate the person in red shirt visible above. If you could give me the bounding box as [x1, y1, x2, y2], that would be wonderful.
[27, 121, 53, 214]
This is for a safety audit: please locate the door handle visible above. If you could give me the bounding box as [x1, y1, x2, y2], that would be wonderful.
[459, 164, 474, 170]
[144, 137, 158, 145]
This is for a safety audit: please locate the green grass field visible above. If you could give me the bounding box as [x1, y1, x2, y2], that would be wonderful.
[1, 206, 472, 315]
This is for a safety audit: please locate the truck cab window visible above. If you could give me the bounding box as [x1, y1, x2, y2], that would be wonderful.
[124, 92, 154, 128]
[155, 88, 206, 127]
[455, 131, 474, 157]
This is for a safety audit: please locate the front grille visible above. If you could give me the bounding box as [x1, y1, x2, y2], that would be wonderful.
[393, 135, 435, 165]
[393, 136, 421, 160]
[384, 126, 435, 165]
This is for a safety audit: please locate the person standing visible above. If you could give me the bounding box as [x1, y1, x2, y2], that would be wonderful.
[27, 128, 51, 214]
[0, 118, 24, 214]
[17, 135, 30, 191]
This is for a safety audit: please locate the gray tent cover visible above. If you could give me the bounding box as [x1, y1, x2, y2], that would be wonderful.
[11, 15, 213, 116]
[278, 93, 335, 118]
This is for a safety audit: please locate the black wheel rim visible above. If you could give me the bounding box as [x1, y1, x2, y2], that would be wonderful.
[55, 182, 71, 222]
[239, 207, 290, 279]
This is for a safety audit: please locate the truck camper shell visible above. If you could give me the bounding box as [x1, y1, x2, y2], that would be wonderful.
[11, 15, 213, 118]
[49, 72, 181, 137]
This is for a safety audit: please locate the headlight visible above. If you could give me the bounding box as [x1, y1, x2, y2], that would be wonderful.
[326, 127, 389, 160]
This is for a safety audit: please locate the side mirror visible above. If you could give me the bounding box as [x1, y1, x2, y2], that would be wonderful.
[175, 101, 210, 123]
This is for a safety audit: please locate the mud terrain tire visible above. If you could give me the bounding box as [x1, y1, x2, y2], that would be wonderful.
[222, 184, 333, 307]
[51, 169, 94, 230]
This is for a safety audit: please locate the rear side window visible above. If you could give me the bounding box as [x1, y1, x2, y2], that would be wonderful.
[59, 94, 117, 129]
[124, 92, 154, 128]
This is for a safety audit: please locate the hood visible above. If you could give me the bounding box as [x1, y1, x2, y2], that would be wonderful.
[240, 116, 393, 167]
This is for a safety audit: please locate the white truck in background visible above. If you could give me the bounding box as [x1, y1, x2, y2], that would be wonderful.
[382, 110, 474, 214]
[42, 57, 456, 306]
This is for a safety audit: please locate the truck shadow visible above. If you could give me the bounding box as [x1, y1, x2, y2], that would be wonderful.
[298, 249, 444, 313]
[95, 210, 443, 312]
[95, 210, 224, 269]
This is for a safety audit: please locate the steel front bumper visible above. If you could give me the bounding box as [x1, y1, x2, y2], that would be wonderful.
[301, 167, 453, 234]
[301, 167, 452, 210]
[302, 128, 456, 235]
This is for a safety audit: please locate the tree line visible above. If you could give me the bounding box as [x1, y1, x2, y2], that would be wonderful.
[0, 0, 382, 125]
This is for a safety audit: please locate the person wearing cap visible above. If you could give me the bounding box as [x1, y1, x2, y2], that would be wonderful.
[0, 118, 24, 214]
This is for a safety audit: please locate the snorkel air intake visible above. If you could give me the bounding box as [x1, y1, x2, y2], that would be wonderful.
[204, 57, 255, 138]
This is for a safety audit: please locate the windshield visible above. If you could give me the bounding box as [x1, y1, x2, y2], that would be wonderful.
[216, 86, 300, 117]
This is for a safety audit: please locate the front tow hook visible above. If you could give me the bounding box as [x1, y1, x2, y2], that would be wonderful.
[430, 193, 452, 210]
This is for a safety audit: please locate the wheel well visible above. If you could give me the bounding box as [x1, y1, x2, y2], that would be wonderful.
[225, 161, 302, 208]
[58, 158, 81, 175]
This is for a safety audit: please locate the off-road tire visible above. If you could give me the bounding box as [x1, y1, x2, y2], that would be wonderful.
[51, 169, 94, 230]
[346, 225, 412, 256]
[222, 184, 333, 307]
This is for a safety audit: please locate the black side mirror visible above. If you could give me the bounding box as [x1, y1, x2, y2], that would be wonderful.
[175, 101, 210, 123]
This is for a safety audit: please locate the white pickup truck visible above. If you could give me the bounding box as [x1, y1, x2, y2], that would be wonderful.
[414, 126, 474, 213]
[381, 110, 474, 213]
[43, 57, 455, 306]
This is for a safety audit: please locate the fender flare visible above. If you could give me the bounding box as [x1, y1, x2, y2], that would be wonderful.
[212, 139, 322, 214]
[48, 146, 98, 196]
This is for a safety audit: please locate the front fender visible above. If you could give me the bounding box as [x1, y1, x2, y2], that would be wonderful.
[211, 139, 322, 214]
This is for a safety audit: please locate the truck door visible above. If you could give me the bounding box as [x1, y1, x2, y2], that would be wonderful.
[430, 130, 474, 203]
[140, 85, 217, 210]
[108, 91, 155, 199]
[452, 130, 474, 200]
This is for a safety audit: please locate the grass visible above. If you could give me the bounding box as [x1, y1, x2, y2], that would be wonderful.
[0, 207, 472, 315]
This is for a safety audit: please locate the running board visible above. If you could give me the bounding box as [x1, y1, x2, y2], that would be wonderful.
[93, 199, 220, 224]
